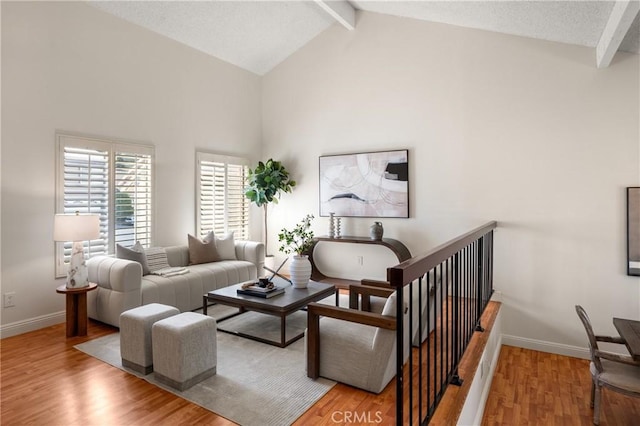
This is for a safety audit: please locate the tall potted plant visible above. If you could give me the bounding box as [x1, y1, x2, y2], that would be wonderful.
[245, 159, 296, 257]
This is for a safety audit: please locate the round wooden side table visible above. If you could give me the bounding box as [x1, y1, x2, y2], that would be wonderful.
[56, 283, 98, 337]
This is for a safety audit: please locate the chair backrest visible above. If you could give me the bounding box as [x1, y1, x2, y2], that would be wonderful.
[575, 305, 603, 372]
[367, 291, 411, 391]
[373, 292, 411, 359]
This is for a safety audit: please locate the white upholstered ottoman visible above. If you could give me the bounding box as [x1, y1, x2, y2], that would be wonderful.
[120, 303, 179, 374]
[152, 312, 217, 391]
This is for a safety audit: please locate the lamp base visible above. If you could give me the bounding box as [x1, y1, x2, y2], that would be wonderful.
[67, 241, 90, 288]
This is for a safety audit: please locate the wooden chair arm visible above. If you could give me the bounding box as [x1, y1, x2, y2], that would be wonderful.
[595, 335, 626, 344]
[307, 302, 396, 329]
[307, 302, 397, 379]
[360, 279, 391, 288]
[595, 349, 640, 366]
[349, 284, 395, 311]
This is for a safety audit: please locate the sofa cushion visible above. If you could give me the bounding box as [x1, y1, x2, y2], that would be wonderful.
[117, 241, 150, 275]
[216, 232, 236, 260]
[141, 260, 257, 312]
[188, 233, 220, 265]
[165, 246, 189, 267]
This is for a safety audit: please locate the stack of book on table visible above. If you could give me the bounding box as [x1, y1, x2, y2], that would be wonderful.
[237, 283, 285, 298]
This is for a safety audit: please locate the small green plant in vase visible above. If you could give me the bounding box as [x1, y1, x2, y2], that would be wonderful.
[278, 214, 315, 255]
[278, 214, 314, 288]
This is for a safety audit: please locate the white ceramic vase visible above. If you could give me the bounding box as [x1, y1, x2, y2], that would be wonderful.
[289, 255, 311, 289]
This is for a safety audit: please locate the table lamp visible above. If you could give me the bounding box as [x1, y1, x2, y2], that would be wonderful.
[54, 212, 100, 288]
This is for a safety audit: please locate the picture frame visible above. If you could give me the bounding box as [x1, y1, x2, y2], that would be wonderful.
[628, 187, 640, 276]
[319, 149, 409, 218]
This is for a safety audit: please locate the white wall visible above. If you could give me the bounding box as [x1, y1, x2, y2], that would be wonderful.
[262, 11, 640, 350]
[1, 2, 262, 333]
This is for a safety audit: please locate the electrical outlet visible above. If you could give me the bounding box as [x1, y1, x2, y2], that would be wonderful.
[357, 256, 364, 266]
[3, 292, 16, 308]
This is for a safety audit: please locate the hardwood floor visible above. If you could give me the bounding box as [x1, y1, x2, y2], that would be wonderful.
[482, 345, 640, 426]
[2, 311, 638, 425]
[0, 322, 232, 425]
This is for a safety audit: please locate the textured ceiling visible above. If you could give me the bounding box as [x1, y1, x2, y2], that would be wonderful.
[355, 1, 640, 54]
[90, 1, 336, 75]
[89, 1, 640, 75]
[359, 1, 610, 48]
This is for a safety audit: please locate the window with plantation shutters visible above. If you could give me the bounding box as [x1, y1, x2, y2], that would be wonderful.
[197, 152, 249, 241]
[114, 151, 152, 248]
[55, 134, 154, 277]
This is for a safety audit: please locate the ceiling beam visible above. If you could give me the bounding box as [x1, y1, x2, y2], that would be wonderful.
[313, 0, 355, 30]
[596, 0, 640, 68]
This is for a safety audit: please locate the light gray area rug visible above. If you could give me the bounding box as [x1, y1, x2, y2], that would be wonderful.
[216, 310, 308, 343]
[75, 305, 336, 426]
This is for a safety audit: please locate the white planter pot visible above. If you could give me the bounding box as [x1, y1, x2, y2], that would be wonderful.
[289, 255, 311, 289]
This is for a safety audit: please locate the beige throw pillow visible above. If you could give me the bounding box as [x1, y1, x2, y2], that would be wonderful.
[188, 232, 220, 265]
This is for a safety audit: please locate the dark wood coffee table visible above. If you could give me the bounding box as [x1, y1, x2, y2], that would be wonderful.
[203, 279, 335, 347]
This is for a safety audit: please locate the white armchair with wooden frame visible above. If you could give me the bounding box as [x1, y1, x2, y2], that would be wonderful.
[306, 282, 410, 394]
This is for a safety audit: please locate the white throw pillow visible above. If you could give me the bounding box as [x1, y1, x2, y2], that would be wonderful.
[145, 247, 171, 272]
[116, 241, 150, 275]
[216, 232, 236, 260]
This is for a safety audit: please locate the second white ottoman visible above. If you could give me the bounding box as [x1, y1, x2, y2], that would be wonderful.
[152, 312, 217, 391]
[120, 303, 180, 374]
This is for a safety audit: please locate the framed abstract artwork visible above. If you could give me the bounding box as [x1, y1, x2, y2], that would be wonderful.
[319, 149, 409, 218]
[628, 187, 640, 276]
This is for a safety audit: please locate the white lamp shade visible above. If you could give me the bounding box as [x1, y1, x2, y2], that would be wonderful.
[53, 213, 100, 242]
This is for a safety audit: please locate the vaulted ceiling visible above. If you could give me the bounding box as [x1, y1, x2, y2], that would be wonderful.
[89, 1, 640, 75]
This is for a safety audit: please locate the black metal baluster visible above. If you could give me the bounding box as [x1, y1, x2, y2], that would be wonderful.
[408, 279, 414, 426]
[476, 238, 484, 332]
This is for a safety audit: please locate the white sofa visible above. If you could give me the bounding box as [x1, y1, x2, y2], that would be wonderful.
[86, 241, 264, 327]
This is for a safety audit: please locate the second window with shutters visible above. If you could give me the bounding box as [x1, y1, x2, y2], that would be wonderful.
[196, 152, 250, 240]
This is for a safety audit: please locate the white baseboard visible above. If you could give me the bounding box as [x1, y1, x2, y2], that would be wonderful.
[501, 334, 590, 360]
[0, 311, 65, 339]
